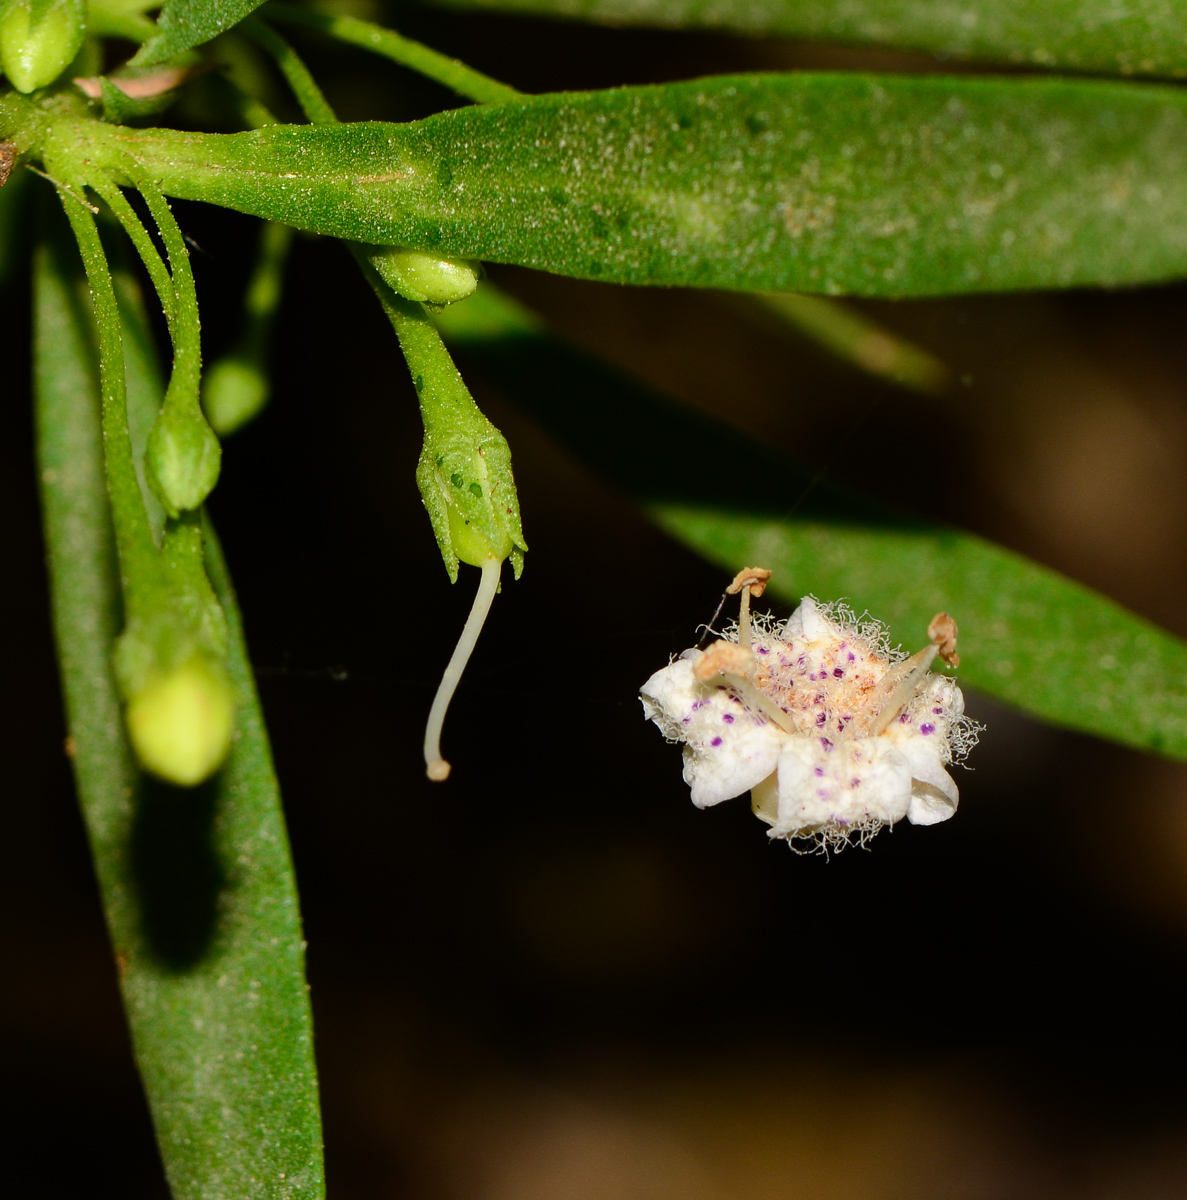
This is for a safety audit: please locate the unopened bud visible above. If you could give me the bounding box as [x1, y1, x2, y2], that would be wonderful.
[418, 436, 524, 579]
[202, 356, 269, 436]
[369, 246, 479, 307]
[146, 403, 222, 517]
[0, 0, 86, 93]
[125, 658, 235, 786]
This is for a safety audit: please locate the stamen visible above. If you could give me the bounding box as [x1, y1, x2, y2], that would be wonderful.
[726, 567, 771, 652]
[866, 643, 939, 736]
[857, 611, 960, 737]
[423, 556, 502, 781]
[738, 584, 753, 650]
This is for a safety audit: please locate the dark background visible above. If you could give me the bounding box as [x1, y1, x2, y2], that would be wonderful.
[5, 5, 1187, 1197]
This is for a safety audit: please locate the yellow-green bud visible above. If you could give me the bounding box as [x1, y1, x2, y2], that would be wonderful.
[0, 0, 86, 92]
[146, 403, 222, 517]
[125, 658, 235, 787]
[202, 356, 269, 436]
[370, 246, 479, 307]
[418, 436, 524, 581]
[447, 497, 512, 567]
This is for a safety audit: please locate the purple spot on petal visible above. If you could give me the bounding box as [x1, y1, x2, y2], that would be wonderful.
[722, 713, 735, 724]
[933, 707, 943, 714]
[814, 766, 824, 777]
[711, 736, 723, 747]
[833, 667, 844, 679]
[899, 712, 910, 724]
[920, 723, 935, 736]
[848, 652, 856, 662]
[682, 716, 691, 725]
[820, 737, 834, 752]
[758, 646, 770, 655]
[851, 778, 861, 788]
[815, 712, 827, 727]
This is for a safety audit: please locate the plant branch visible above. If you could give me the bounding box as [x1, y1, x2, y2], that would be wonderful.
[265, 2, 521, 105]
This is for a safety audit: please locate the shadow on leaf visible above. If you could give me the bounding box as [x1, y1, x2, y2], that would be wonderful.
[130, 773, 225, 971]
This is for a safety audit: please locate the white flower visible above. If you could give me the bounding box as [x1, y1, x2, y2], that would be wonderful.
[640, 570, 980, 852]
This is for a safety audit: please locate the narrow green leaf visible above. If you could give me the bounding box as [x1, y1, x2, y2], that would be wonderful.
[436, 284, 1187, 758]
[427, 0, 1187, 79]
[68, 72, 1187, 295]
[130, 0, 268, 67]
[34, 216, 324, 1200]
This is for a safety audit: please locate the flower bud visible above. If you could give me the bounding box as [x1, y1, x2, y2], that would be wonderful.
[146, 403, 222, 517]
[369, 246, 479, 307]
[417, 433, 524, 580]
[125, 657, 236, 787]
[202, 356, 269, 436]
[0, 0, 86, 93]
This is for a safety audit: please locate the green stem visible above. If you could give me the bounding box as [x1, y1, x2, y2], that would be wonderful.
[136, 182, 201, 398]
[58, 188, 161, 612]
[242, 16, 339, 126]
[752, 292, 951, 395]
[265, 2, 521, 105]
[89, 174, 177, 328]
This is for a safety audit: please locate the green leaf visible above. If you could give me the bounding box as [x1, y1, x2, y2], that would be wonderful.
[426, 0, 1187, 79]
[34, 217, 325, 1200]
[435, 284, 1187, 758]
[70, 72, 1187, 295]
[130, 0, 268, 67]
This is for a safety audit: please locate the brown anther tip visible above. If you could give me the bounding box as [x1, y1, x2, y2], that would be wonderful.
[0, 142, 15, 189]
[726, 567, 772, 597]
[693, 641, 756, 682]
[928, 612, 960, 668]
[426, 759, 452, 782]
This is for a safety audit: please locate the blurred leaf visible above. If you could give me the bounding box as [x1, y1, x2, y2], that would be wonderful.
[34, 215, 325, 1200]
[426, 0, 1187, 79]
[73, 72, 1187, 295]
[749, 292, 950, 393]
[436, 284, 1187, 758]
[130, 0, 267, 66]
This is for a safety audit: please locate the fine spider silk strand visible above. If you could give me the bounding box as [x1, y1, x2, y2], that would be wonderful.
[424, 557, 501, 781]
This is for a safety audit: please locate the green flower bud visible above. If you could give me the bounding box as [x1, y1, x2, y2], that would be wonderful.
[125, 657, 236, 787]
[0, 0, 86, 93]
[419, 434, 521, 578]
[368, 246, 479, 307]
[146, 403, 222, 517]
[202, 355, 269, 436]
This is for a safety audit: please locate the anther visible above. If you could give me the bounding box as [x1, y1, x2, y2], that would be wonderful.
[927, 611, 960, 667]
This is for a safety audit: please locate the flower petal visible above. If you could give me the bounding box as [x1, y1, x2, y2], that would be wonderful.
[899, 741, 960, 826]
[772, 735, 913, 836]
[640, 657, 783, 808]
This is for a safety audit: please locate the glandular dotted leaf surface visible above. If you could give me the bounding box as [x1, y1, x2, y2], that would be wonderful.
[82, 73, 1187, 296]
